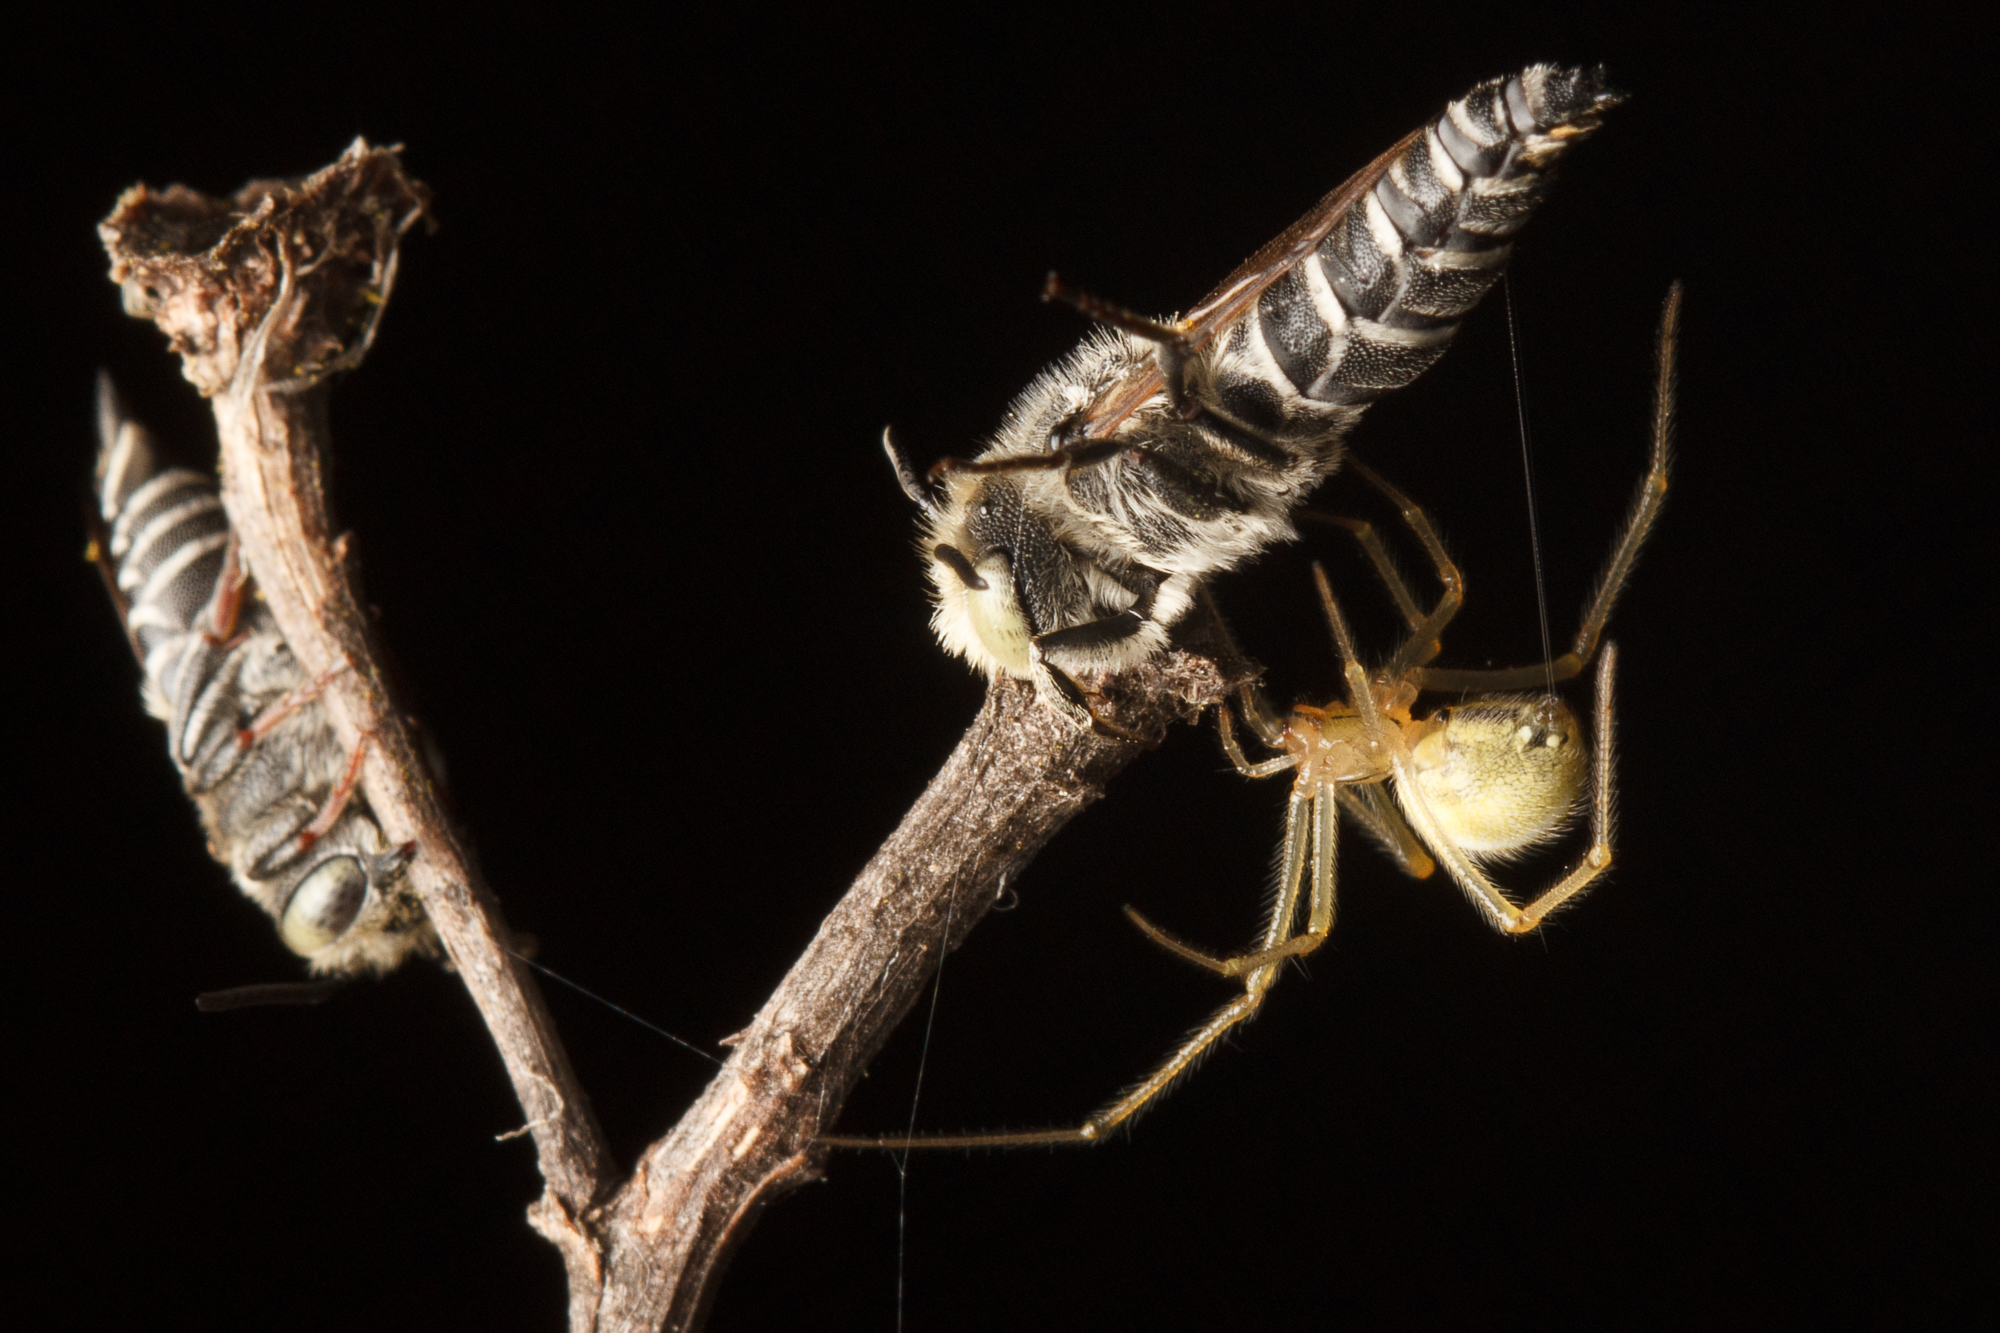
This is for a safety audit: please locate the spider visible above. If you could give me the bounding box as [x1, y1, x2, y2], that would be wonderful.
[822, 285, 1678, 1151]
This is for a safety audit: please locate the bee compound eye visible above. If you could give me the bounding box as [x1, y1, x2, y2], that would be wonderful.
[280, 856, 369, 956]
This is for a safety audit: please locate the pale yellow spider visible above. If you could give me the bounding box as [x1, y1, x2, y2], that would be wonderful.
[823, 285, 1678, 1152]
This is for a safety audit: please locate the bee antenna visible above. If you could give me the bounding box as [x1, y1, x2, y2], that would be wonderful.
[1042, 272, 1186, 348]
[882, 427, 943, 518]
[195, 979, 347, 1012]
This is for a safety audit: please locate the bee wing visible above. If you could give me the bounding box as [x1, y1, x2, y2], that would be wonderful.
[1183, 131, 1422, 342]
[1073, 130, 1420, 443]
[89, 371, 143, 643]
[85, 507, 137, 650]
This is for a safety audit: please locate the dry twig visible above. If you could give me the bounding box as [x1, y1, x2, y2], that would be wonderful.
[101, 141, 1246, 1330]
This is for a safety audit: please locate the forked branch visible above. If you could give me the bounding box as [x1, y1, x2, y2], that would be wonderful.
[100, 141, 1246, 1331]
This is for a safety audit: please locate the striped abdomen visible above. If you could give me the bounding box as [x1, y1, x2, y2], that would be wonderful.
[1210, 63, 1621, 429]
[96, 380, 433, 975]
[1042, 64, 1622, 576]
[909, 64, 1620, 708]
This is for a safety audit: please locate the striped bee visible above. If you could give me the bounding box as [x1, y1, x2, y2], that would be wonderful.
[886, 63, 1621, 722]
[92, 377, 435, 976]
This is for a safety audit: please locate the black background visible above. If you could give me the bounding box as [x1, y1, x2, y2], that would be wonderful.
[8, 6, 1984, 1329]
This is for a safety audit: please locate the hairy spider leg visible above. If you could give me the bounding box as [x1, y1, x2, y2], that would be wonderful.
[1220, 463, 1466, 738]
[1206, 581, 1434, 879]
[1297, 509, 1427, 632]
[816, 788, 1335, 1151]
[1413, 284, 1678, 693]
[1343, 463, 1467, 686]
[1129, 560, 1394, 980]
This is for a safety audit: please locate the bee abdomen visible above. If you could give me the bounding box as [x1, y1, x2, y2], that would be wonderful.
[97, 404, 266, 786]
[99, 398, 232, 695]
[94, 378, 434, 975]
[1243, 63, 1621, 410]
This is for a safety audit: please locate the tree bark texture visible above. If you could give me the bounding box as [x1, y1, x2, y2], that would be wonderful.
[101, 141, 1247, 1330]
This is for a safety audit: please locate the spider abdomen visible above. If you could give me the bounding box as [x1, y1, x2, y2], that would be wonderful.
[1400, 699, 1587, 859]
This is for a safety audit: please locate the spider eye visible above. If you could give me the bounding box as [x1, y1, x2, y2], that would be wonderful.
[280, 855, 368, 956]
[1510, 698, 1571, 750]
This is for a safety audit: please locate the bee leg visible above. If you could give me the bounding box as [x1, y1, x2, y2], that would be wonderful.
[295, 731, 375, 853]
[1041, 271, 1213, 416]
[1044, 272, 1290, 470]
[1030, 613, 1166, 739]
[236, 657, 354, 749]
[1177, 399, 1290, 468]
[1043, 273, 1188, 360]
[1081, 698, 1151, 745]
[1032, 611, 1159, 705]
[1032, 611, 1146, 656]
[364, 840, 419, 884]
[202, 531, 251, 648]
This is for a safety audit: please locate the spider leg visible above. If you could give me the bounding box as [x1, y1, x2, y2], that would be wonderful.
[818, 981, 1276, 1151]
[1344, 461, 1465, 682]
[1298, 509, 1425, 631]
[1190, 582, 1288, 750]
[1412, 285, 1677, 694]
[1125, 780, 1336, 977]
[1310, 564, 1387, 749]
[1336, 785, 1435, 879]
[820, 782, 1340, 1151]
[1236, 684, 1290, 747]
[1216, 703, 1297, 778]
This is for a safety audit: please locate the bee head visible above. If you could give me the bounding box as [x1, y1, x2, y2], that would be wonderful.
[278, 842, 419, 961]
